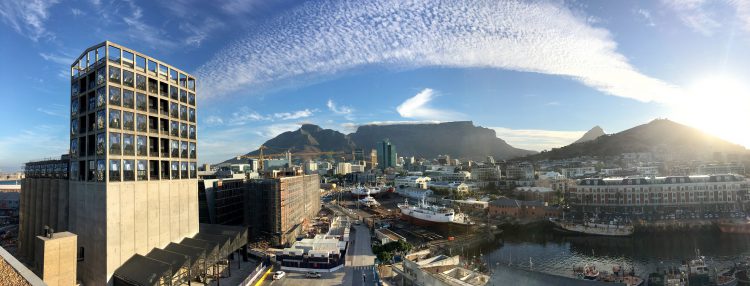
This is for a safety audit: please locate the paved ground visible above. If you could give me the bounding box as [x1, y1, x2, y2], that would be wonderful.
[188, 257, 260, 286]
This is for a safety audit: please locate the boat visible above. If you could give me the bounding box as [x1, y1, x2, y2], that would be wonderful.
[351, 185, 385, 198]
[679, 250, 737, 286]
[574, 264, 643, 285]
[717, 217, 750, 234]
[357, 196, 380, 208]
[574, 265, 600, 280]
[397, 197, 473, 227]
[647, 266, 687, 286]
[550, 217, 634, 237]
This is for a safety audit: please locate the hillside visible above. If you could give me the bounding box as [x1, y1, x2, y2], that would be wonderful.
[525, 119, 748, 161]
[573, 126, 605, 144]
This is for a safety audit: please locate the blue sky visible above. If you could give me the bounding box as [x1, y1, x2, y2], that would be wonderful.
[1, 0, 750, 170]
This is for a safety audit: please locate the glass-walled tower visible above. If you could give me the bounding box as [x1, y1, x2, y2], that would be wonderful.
[69, 41, 199, 285]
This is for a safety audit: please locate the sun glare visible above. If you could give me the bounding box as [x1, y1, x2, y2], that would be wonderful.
[671, 75, 750, 148]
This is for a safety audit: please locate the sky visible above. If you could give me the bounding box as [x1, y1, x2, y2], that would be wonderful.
[1, 0, 750, 171]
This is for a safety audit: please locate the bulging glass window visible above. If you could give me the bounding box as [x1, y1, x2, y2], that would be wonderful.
[123, 70, 134, 87]
[179, 73, 187, 87]
[170, 121, 179, 137]
[71, 119, 78, 135]
[97, 87, 106, 108]
[158, 64, 168, 80]
[71, 138, 78, 158]
[179, 105, 187, 121]
[109, 109, 121, 129]
[109, 159, 120, 181]
[96, 133, 105, 155]
[123, 111, 134, 131]
[171, 161, 179, 179]
[109, 66, 121, 84]
[170, 85, 178, 100]
[136, 114, 147, 132]
[180, 123, 187, 138]
[187, 78, 195, 91]
[96, 46, 106, 64]
[109, 87, 121, 106]
[137, 160, 147, 180]
[122, 50, 134, 68]
[87, 50, 95, 68]
[108, 46, 121, 64]
[109, 133, 121, 155]
[97, 160, 106, 181]
[189, 162, 196, 178]
[189, 142, 196, 158]
[189, 125, 196, 139]
[123, 134, 134, 156]
[137, 136, 147, 156]
[136, 74, 146, 91]
[136, 55, 146, 72]
[71, 82, 79, 96]
[147, 60, 157, 76]
[123, 160, 135, 181]
[180, 141, 188, 158]
[180, 162, 188, 178]
[189, 108, 195, 122]
[123, 90, 134, 109]
[97, 67, 105, 85]
[170, 102, 178, 118]
[71, 162, 79, 180]
[169, 69, 177, 84]
[188, 93, 195, 106]
[171, 140, 179, 157]
[136, 93, 147, 111]
[71, 99, 79, 116]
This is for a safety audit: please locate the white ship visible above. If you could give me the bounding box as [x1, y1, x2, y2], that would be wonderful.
[550, 218, 634, 237]
[397, 197, 473, 226]
[351, 185, 388, 198]
[358, 196, 380, 208]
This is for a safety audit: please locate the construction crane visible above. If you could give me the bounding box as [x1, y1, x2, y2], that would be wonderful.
[234, 145, 350, 171]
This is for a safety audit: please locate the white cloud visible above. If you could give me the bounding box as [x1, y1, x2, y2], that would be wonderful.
[492, 127, 586, 151]
[636, 8, 656, 27]
[327, 99, 353, 115]
[225, 107, 315, 125]
[396, 88, 464, 120]
[71, 8, 84, 17]
[39, 52, 73, 65]
[203, 115, 224, 126]
[0, 125, 68, 170]
[0, 0, 60, 41]
[196, 0, 681, 103]
[272, 109, 315, 120]
[36, 104, 66, 117]
[661, 0, 720, 35]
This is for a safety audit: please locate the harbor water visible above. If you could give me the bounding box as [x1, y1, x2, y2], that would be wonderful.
[466, 223, 750, 282]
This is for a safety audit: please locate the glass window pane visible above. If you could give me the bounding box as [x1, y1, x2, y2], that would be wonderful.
[123, 70, 134, 87]
[189, 125, 196, 139]
[147, 60, 157, 75]
[169, 69, 177, 84]
[96, 133, 105, 155]
[94, 87, 104, 108]
[136, 55, 146, 72]
[123, 111, 134, 131]
[136, 93, 147, 111]
[109, 87, 121, 106]
[148, 78, 158, 94]
[97, 67, 106, 85]
[189, 162, 196, 178]
[171, 140, 179, 158]
[170, 102, 178, 118]
[96, 46, 106, 64]
[71, 99, 79, 116]
[179, 105, 187, 121]
[136, 74, 146, 91]
[109, 109, 121, 129]
[87, 50, 95, 68]
[179, 73, 187, 88]
[97, 160, 106, 181]
[179, 89, 187, 103]
[123, 160, 134, 181]
[189, 142, 196, 159]
[109, 160, 121, 181]
[160, 82, 168, 97]
[171, 161, 179, 179]
[96, 110, 105, 130]
[189, 108, 195, 123]
[137, 160, 147, 180]
[180, 162, 187, 178]
[71, 119, 78, 135]
[188, 93, 195, 106]
[123, 134, 134, 155]
[180, 123, 187, 138]
[71, 82, 79, 96]
[71, 138, 78, 158]
[158, 64, 168, 80]
[123, 90, 134, 109]
[109, 66, 121, 84]
[108, 46, 121, 64]
[136, 114, 147, 132]
[180, 141, 188, 158]
[170, 121, 179, 137]
[170, 85, 178, 100]
[187, 78, 195, 91]
[122, 50, 134, 68]
[109, 133, 121, 155]
[137, 136, 147, 156]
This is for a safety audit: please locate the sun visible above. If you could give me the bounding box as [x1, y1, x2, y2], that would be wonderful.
[670, 75, 750, 149]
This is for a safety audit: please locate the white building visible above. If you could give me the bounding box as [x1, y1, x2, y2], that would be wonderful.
[394, 176, 431, 189]
[561, 166, 596, 179]
[336, 162, 352, 175]
[303, 160, 318, 175]
[637, 166, 660, 176]
[506, 162, 534, 181]
[351, 164, 365, 173]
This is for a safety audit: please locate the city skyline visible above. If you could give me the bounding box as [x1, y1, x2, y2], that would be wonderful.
[2, 0, 750, 170]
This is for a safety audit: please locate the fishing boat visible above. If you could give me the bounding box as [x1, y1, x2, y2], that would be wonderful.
[550, 217, 634, 237]
[717, 216, 750, 234]
[397, 197, 473, 227]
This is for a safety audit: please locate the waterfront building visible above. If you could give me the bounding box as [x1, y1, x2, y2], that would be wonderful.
[488, 197, 560, 219]
[471, 164, 501, 181]
[377, 139, 397, 170]
[513, 187, 557, 203]
[395, 176, 431, 189]
[351, 164, 365, 173]
[697, 162, 746, 175]
[428, 182, 471, 195]
[245, 174, 321, 246]
[569, 174, 750, 211]
[561, 166, 596, 179]
[336, 162, 352, 175]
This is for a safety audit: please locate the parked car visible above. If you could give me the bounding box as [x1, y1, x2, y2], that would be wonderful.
[273, 271, 286, 280]
[305, 272, 322, 278]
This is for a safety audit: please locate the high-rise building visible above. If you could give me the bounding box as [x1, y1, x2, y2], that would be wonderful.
[377, 139, 397, 170]
[353, 148, 365, 161]
[370, 149, 377, 169]
[69, 42, 199, 284]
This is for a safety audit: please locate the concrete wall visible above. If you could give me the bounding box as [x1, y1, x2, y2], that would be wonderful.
[34, 232, 77, 286]
[18, 178, 69, 263]
[70, 179, 198, 285]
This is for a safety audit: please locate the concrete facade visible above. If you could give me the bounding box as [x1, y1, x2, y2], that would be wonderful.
[18, 174, 69, 264]
[34, 232, 77, 286]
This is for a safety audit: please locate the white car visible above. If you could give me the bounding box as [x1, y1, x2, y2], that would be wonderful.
[272, 271, 286, 280]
